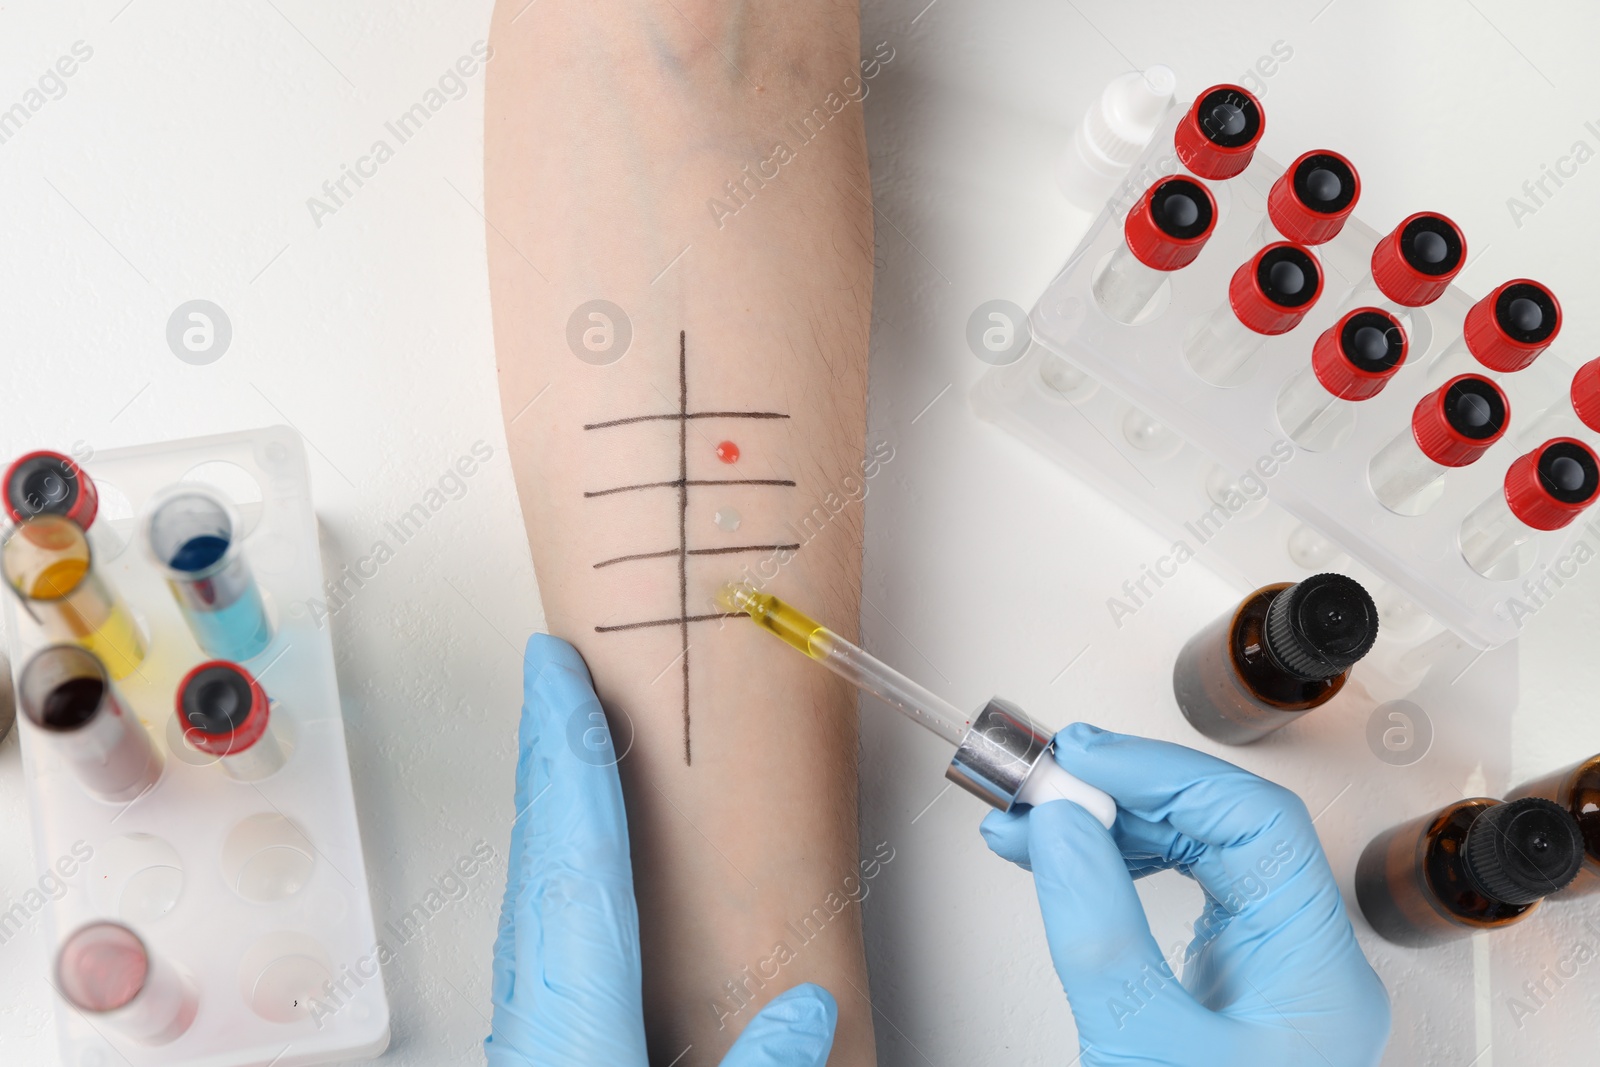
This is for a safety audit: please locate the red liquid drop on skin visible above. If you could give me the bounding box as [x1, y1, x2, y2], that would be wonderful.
[715, 441, 740, 464]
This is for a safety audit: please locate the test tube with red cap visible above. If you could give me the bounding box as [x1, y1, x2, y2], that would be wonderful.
[1519, 357, 1600, 448]
[56, 921, 198, 1045]
[1252, 150, 1360, 247]
[18, 645, 162, 802]
[1184, 242, 1324, 386]
[1368, 374, 1510, 514]
[1092, 175, 1218, 323]
[1459, 439, 1600, 578]
[177, 660, 286, 781]
[1426, 279, 1561, 385]
[1174, 84, 1264, 180]
[3, 450, 98, 528]
[1350, 211, 1467, 315]
[1275, 308, 1407, 452]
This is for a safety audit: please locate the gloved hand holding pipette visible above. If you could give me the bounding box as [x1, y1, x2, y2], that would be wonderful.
[486, 635, 838, 1067]
[981, 724, 1391, 1067]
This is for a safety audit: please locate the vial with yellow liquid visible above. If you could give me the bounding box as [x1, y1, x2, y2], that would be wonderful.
[2, 515, 146, 679]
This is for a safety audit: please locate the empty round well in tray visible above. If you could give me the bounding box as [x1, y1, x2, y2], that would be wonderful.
[238, 931, 333, 1024]
[221, 813, 316, 902]
[90, 834, 185, 924]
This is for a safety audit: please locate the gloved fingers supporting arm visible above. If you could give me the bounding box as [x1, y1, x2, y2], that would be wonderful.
[1022, 801, 1222, 1052]
[717, 983, 838, 1067]
[487, 634, 648, 1066]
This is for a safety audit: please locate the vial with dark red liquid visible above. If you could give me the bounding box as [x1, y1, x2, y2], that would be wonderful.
[1428, 278, 1561, 385]
[4, 450, 98, 528]
[1368, 374, 1509, 515]
[1507, 756, 1600, 899]
[1173, 84, 1264, 180]
[18, 644, 162, 802]
[1093, 175, 1217, 323]
[1254, 150, 1360, 246]
[1275, 308, 1407, 452]
[1355, 796, 1584, 946]
[1184, 242, 1323, 386]
[1173, 573, 1379, 745]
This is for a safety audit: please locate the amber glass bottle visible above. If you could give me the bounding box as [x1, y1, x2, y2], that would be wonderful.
[1507, 755, 1600, 898]
[1355, 796, 1584, 947]
[1173, 573, 1379, 744]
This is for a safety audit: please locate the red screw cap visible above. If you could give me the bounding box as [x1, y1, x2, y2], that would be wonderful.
[1312, 308, 1407, 401]
[1227, 242, 1323, 336]
[1412, 374, 1509, 467]
[177, 661, 271, 756]
[1174, 84, 1264, 180]
[1572, 358, 1600, 433]
[1124, 176, 1218, 271]
[4, 450, 98, 528]
[1268, 151, 1360, 246]
[1462, 279, 1561, 373]
[1371, 212, 1466, 307]
[1503, 438, 1600, 531]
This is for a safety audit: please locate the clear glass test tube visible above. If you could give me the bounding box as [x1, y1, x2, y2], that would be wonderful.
[1092, 175, 1217, 324]
[145, 488, 272, 661]
[1426, 279, 1560, 386]
[56, 922, 198, 1045]
[177, 660, 287, 781]
[1276, 308, 1406, 452]
[1369, 375, 1509, 515]
[1185, 242, 1323, 386]
[1460, 439, 1600, 579]
[1517, 356, 1600, 450]
[19, 645, 162, 802]
[2, 516, 146, 679]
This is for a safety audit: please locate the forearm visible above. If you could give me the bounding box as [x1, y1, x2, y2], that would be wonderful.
[485, 3, 877, 1063]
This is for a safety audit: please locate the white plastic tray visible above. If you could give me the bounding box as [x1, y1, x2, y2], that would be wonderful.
[4, 426, 390, 1067]
[973, 106, 1587, 649]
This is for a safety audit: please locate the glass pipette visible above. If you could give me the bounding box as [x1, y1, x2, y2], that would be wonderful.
[719, 583, 1116, 825]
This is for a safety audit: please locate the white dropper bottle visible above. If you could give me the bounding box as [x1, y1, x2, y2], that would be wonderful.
[1056, 66, 1177, 211]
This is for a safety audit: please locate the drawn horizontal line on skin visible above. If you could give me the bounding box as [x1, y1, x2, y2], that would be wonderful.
[595, 612, 740, 633]
[584, 411, 790, 430]
[593, 543, 802, 569]
[584, 478, 796, 498]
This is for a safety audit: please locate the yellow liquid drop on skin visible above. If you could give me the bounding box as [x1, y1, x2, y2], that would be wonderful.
[24, 558, 146, 680]
[718, 583, 830, 660]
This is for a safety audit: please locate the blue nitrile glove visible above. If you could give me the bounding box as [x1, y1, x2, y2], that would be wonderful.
[486, 634, 838, 1067]
[980, 723, 1390, 1067]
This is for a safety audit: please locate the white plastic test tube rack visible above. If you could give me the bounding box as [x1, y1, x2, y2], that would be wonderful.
[972, 104, 1586, 650]
[2, 427, 389, 1067]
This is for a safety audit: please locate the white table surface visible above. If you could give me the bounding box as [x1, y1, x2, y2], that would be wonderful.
[3, 1, 1600, 1064]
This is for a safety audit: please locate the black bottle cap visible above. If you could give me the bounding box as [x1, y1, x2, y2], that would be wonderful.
[1464, 797, 1584, 906]
[1262, 573, 1379, 681]
[181, 664, 254, 736]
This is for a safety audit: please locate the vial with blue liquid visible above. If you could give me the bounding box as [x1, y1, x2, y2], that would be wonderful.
[146, 488, 272, 661]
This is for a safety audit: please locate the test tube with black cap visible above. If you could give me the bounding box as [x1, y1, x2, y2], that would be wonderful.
[1173, 83, 1264, 180]
[1426, 279, 1561, 385]
[1184, 242, 1323, 386]
[1351, 211, 1467, 315]
[177, 660, 286, 781]
[1092, 175, 1217, 323]
[1459, 438, 1600, 578]
[1253, 150, 1360, 247]
[145, 487, 272, 661]
[1275, 308, 1407, 452]
[1368, 374, 1510, 514]
[4, 450, 98, 528]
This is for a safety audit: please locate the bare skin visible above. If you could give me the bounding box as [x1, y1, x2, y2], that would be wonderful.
[485, 2, 879, 1062]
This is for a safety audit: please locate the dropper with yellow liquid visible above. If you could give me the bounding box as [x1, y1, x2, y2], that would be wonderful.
[719, 582, 1117, 822]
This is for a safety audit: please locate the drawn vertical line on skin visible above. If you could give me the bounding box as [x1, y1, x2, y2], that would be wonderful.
[679, 330, 692, 765]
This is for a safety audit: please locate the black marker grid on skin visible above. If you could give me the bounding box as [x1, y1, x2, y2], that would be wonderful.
[584, 331, 799, 764]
